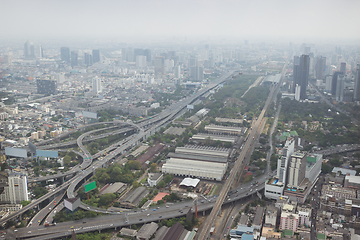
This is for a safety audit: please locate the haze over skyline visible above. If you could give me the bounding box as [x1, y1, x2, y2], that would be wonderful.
[1, 0, 360, 42]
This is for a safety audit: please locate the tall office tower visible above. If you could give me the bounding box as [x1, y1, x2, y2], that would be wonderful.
[287, 151, 307, 188]
[136, 55, 147, 69]
[154, 56, 165, 79]
[188, 57, 198, 69]
[30, 44, 35, 58]
[24, 41, 30, 58]
[70, 51, 78, 67]
[174, 65, 181, 78]
[61, 47, 70, 63]
[336, 74, 345, 102]
[164, 59, 174, 73]
[57, 73, 65, 84]
[35, 45, 43, 58]
[295, 84, 301, 101]
[331, 71, 341, 95]
[0, 172, 28, 204]
[325, 75, 332, 92]
[315, 56, 326, 80]
[340, 62, 346, 74]
[134, 48, 144, 62]
[277, 138, 295, 184]
[144, 49, 151, 62]
[92, 76, 101, 94]
[354, 64, 360, 101]
[298, 55, 310, 100]
[92, 49, 100, 63]
[84, 53, 93, 66]
[293, 56, 301, 93]
[190, 66, 204, 81]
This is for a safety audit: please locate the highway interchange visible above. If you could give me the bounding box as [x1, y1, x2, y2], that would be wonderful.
[5, 66, 360, 239]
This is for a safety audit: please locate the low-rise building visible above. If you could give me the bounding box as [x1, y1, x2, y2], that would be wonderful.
[297, 206, 311, 227]
[265, 178, 285, 200]
[265, 205, 278, 227]
[344, 175, 360, 190]
[321, 184, 356, 199]
[147, 173, 163, 187]
[280, 211, 299, 234]
[253, 206, 265, 230]
[136, 222, 158, 240]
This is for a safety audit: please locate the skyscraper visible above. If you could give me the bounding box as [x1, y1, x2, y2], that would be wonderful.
[336, 74, 345, 102]
[61, 47, 70, 63]
[24, 41, 30, 58]
[84, 53, 93, 66]
[315, 56, 326, 80]
[354, 64, 360, 101]
[340, 62, 346, 74]
[136, 55, 147, 69]
[331, 71, 341, 96]
[92, 49, 100, 63]
[287, 151, 307, 188]
[71, 51, 78, 67]
[294, 55, 310, 99]
[92, 76, 101, 94]
[30, 44, 35, 58]
[144, 49, 151, 62]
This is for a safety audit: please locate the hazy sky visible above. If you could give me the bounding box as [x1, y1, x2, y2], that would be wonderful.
[1, 0, 359, 41]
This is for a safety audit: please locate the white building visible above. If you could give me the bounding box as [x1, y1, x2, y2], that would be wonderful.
[162, 158, 227, 181]
[92, 76, 102, 94]
[147, 173, 163, 187]
[0, 172, 28, 204]
[136, 55, 147, 69]
[287, 151, 307, 188]
[298, 207, 311, 227]
[325, 76, 332, 92]
[305, 154, 322, 184]
[174, 65, 181, 78]
[277, 138, 295, 184]
[295, 84, 301, 101]
[265, 178, 285, 200]
[164, 59, 174, 73]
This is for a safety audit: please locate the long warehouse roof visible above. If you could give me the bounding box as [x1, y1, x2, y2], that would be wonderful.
[205, 125, 244, 132]
[168, 152, 228, 163]
[175, 147, 229, 158]
[191, 134, 236, 143]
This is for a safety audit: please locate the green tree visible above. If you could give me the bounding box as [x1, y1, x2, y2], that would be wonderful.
[128, 160, 141, 170]
[63, 155, 71, 167]
[132, 181, 140, 189]
[157, 180, 166, 188]
[98, 193, 116, 208]
[164, 174, 173, 183]
[150, 163, 157, 172]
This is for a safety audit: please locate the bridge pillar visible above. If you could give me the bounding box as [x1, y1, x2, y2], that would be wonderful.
[218, 207, 221, 216]
[203, 211, 205, 216]
[61, 177, 64, 184]
[98, 230, 101, 233]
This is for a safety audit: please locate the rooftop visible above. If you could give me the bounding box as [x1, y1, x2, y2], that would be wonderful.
[180, 178, 200, 188]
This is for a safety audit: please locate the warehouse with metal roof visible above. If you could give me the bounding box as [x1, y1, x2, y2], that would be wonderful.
[191, 134, 237, 143]
[162, 158, 227, 181]
[205, 124, 246, 135]
[175, 145, 230, 158]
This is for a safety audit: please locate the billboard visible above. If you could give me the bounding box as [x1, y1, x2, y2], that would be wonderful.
[28, 142, 36, 154]
[64, 197, 80, 212]
[85, 181, 96, 193]
[187, 105, 194, 110]
[82, 111, 97, 119]
[36, 150, 58, 158]
[5, 147, 27, 158]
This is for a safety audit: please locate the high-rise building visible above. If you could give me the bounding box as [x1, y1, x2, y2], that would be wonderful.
[315, 56, 326, 80]
[340, 62, 346, 74]
[164, 59, 174, 73]
[277, 138, 295, 184]
[144, 49, 151, 62]
[154, 56, 165, 79]
[325, 75, 332, 92]
[174, 65, 181, 78]
[293, 56, 301, 93]
[331, 71, 341, 95]
[92, 76, 101, 94]
[0, 171, 28, 204]
[57, 73, 65, 84]
[336, 74, 345, 102]
[84, 53, 93, 66]
[71, 51, 78, 67]
[299, 55, 310, 100]
[24, 41, 30, 58]
[30, 44, 35, 58]
[92, 49, 100, 63]
[354, 64, 360, 101]
[61, 47, 70, 63]
[136, 55, 147, 69]
[287, 151, 307, 188]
